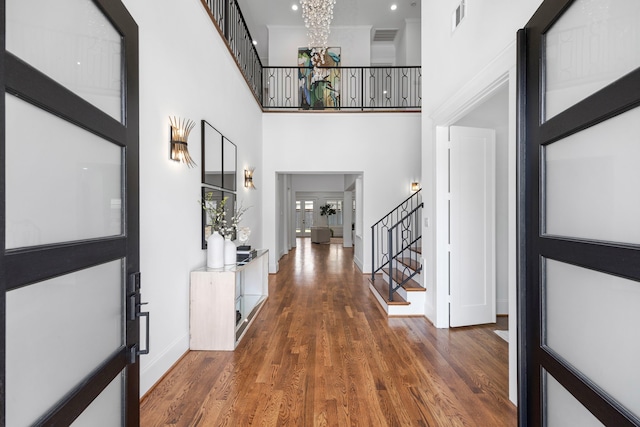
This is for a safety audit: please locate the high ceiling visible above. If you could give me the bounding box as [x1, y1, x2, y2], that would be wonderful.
[236, 0, 422, 62]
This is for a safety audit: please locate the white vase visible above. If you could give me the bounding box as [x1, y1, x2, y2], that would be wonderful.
[207, 232, 224, 268]
[224, 237, 237, 265]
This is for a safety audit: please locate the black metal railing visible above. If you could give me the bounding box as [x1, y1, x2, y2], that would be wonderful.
[201, 0, 421, 111]
[263, 66, 421, 110]
[202, 0, 263, 101]
[371, 190, 423, 301]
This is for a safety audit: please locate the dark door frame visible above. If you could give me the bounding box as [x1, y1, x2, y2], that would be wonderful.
[0, 0, 139, 424]
[517, 0, 640, 425]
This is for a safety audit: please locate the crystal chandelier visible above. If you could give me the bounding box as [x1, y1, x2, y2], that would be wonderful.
[300, 0, 336, 69]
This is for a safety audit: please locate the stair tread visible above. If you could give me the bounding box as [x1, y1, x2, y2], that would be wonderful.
[369, 276, 410, 305]
[398, 257, 421, 271]
[411, 246, 422, 254]
[382, 268, 426, 292]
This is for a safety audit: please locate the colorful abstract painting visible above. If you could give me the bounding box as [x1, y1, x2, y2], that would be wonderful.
[298, 47, 341, 110]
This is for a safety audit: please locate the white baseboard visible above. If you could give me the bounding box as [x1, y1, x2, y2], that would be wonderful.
[140, 333, 189, 397]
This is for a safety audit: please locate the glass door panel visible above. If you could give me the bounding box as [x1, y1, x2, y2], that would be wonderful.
[544, 259, 640, 417]
[545, 371, 604, 427]
[5, 94, 123, 249]
[6, 0, 123, 122]
[295, 199, 315, 237]
[544, 0, 640, 120]
[71, 374, 123, 427]
[544, 106, 640, 244]
[6, 260, 124, 426]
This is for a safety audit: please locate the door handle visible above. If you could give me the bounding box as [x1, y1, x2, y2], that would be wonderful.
[137, 310, 150, 355]
[127, 272, 150, 362]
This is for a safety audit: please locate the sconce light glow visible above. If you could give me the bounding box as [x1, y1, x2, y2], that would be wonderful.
[411, 182, 420, 192]
[244, 167, 256, 189]
[169, 116, 197, 168]
[291, 4, 298, 11]
[390, 4, 398, 11]
[252, 40, 257, 45]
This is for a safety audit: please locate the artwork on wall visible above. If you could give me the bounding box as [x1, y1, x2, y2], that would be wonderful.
[298, 47, 341, 110]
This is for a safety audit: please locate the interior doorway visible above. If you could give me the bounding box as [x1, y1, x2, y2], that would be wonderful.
[433, 70, 517, 404]
[453, 85, 509, 320]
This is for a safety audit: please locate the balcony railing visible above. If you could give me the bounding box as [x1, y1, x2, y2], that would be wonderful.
[201, 0, 421, 111]
[202, 0, 263, 100]
[263, 66, 421, 110]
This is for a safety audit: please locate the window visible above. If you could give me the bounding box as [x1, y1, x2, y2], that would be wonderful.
[326, 200, 343, 226]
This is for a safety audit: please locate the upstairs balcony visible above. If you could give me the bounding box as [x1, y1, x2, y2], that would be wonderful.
[201, 0, 421, 112]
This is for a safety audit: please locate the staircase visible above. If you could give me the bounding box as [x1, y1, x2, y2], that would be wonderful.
[370, 190, 424, 316]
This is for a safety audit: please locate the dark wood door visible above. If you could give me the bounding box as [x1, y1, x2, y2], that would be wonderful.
[518, 0, 640, 425]
[0, 0, 140, 424]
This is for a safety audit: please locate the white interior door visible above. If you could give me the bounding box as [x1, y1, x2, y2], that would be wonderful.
[449, 126, 496, 327]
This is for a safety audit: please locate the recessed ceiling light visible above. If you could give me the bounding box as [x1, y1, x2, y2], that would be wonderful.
[252, 40, 257, 45]
[292, 4, 298, 11]
[390, 4, 398, 11]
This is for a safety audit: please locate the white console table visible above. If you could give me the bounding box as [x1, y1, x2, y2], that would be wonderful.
[189, 249, 268, 351]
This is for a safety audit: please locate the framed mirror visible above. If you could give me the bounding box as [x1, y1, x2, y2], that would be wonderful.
[201, 120, 223, 188]
[222, 137, 237, 191]
[201, 187, 236, 249]
[201, 120, 237, 191]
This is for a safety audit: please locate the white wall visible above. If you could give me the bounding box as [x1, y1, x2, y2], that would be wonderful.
[395, 19, 421, 66]
[122, 0, 263, 396]
[268, 25, 372, 66]
[422, 0, 542, 114]
[371, 43, 396, 65]
[263, 113, 421, 273]
[292, 174, 346, 192]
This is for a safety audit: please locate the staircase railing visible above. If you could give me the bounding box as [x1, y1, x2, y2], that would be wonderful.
[371, 190, 423, 301]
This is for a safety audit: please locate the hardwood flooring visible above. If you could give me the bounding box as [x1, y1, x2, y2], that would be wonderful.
[140, 238, 516, 426]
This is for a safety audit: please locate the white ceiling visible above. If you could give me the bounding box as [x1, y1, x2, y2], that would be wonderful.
[235, 0, 422, 62]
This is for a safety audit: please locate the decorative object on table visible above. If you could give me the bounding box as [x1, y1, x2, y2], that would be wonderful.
[201, 188, 235, 249]
[224, 236, 237, 265]
[201, 192, 250, 265]
[238, 226, 251, 246]
[169, 116, 197, 168]
[207, 232, 224, 268]
[237, 245, 257, 264]
[201, 194, 229, 268]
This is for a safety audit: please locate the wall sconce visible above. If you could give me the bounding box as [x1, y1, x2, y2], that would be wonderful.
[169, 116, 197, 168]
[411, 182, 421, 192]
[244, 167, 256, 189]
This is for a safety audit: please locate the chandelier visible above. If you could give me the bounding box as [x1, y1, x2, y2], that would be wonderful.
[300, 0, 336, 69]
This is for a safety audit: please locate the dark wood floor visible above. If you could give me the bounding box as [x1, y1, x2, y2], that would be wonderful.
[140, 238, 516, 426]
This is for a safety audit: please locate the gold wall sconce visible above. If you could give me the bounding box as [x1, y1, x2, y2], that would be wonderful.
[244, 167, 256, 189]
[411, 182, 421, 192]
[169, 116, 197, 168]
